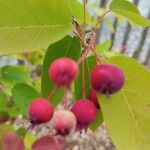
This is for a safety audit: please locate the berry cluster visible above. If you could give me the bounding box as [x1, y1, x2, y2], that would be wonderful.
[28, 57, 125, 135]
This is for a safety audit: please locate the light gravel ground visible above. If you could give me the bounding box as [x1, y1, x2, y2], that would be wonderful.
[14, 116, 116, 150]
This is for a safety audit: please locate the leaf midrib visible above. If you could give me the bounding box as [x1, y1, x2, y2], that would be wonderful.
[2, 72, 29, 82]
[65, 37, 73, 56]
[111, 9, 138, 13]
[124, 89, 150, 102]
[0, 24, 71, 30]
[121, 89, 147, 144]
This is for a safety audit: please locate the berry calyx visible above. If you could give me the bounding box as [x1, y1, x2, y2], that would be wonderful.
[49, 57, 79, 86]
[89, 90, 100, 109]
[71, 99, 97, 129]
[28, 98, 54, 125]
[90, 64, 125, 94]
[52, 110, 76, 135]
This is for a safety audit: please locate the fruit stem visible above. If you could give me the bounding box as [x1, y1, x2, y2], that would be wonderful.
[77, 46, 90, 65]
[27, 123, 35, 131]
[47, 85, 58, 101]
[62, 86, 69, 107]
[95, 11, 110, 28]
[81, 61, 86, 99]
[83, 0, 86, 29]
[92, 47, 104, 65]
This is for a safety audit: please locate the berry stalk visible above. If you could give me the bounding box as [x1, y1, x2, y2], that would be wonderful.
[81, 61, 86, 99]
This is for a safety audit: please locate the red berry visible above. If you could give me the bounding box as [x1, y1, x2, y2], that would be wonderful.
[49, 57, 79, 86]
[90, 64, 125, 94]
[32, 136, 65, 150]
[89, 90, 100, 109]
[71, 99, 97, 128]
[28, 98, 54, 124]
[2, 133, 25, 150]
[52, 110, 76, 135]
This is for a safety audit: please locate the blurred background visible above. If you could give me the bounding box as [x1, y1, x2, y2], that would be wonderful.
[94, 0, 150, 66]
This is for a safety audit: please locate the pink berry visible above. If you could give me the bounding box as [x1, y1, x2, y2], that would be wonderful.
[28, 98, 54, 124]
[89, 90, 100, 109]
[71, 99, 97, 128]
[52, 110, 76, 135]
[90, 64, 125, 94]
[2, 133, 25, 150]
[49, 57, 79, 86]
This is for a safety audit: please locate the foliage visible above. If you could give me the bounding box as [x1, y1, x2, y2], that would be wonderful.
[0, 0, 83, 55]
[0, 0, 150, 149]
[42, 36, 81, 106]
[99, 56, 150, 150]
[12, 83, 40, 116]
[110, 0, 150, 27]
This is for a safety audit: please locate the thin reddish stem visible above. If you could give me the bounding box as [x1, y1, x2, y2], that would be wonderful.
[77, 28, 96, 65]
[77, 46, 91, 65]
[47, 85, 58, 101]
[92, 47, 103, 65]
[62, 86, 69, 107]
[81, 61, 86, 99]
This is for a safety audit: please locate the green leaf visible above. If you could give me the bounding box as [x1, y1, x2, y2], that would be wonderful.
[28, 50, 45, 65]
[24, 133, 37, 150]
[0, 93, 7, 113]
[12, 83, 40, 116]
[0, 124, 14, 140]
[1, 65, 31, 83]
[42, 36, 81, 106]
[0, 80, 13, 96]
[103, 51, 121, 58]
[99, 56, 150, 150]
[69, 0, 86, 23]
[110, 0, 140, 14]
[33, 78, 41, 93]
[8, 106, 21, 118]
[74, 56, 96, 99]
[0, 0, 81, 55]
[0, 66, 31, 96]
[110, 0, 150, 27]
[96, 40, 111, 53]
[90, 109, 103, 132]
[16, 127, 27, 137]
